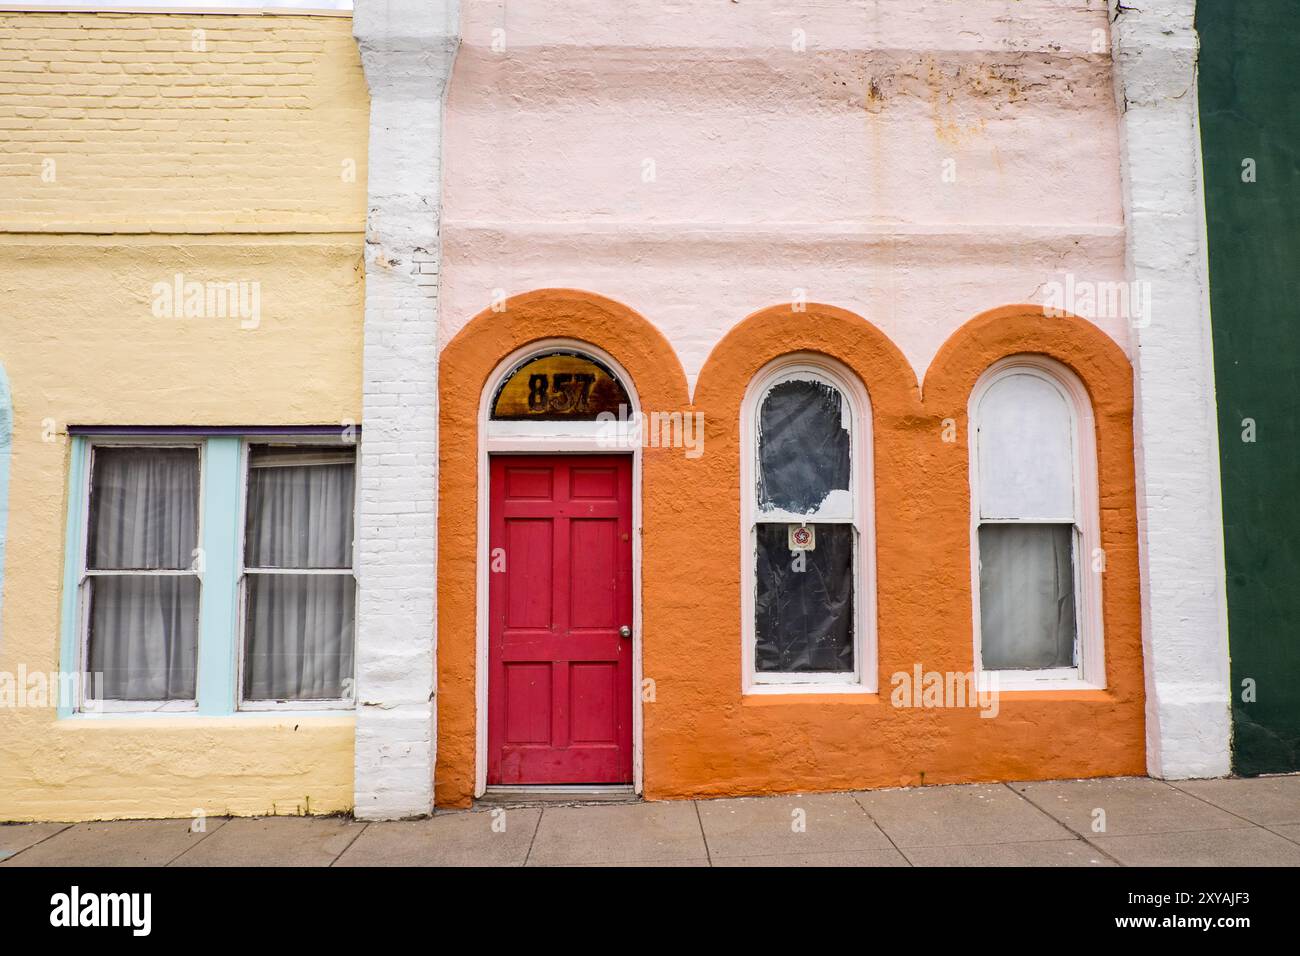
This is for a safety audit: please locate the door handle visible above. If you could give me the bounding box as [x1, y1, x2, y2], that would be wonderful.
[619, 625, 632, 638]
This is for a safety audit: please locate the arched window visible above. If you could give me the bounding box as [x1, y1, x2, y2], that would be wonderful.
[969, 357, 1104, 689]
[741, 356, 874, 693]
[490, 350, 630, 422]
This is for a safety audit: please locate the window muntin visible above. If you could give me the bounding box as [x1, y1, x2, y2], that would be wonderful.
[971, 359, 1102, 687]
[744, 362, 871, 691]
[82, 444, 201, 705]
[240, 444, 356, 704]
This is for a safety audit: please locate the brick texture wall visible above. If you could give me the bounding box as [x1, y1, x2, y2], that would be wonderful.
[0, 12, 367, 232]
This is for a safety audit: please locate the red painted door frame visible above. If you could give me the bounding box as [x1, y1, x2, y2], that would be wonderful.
[487, 454, 634, 785]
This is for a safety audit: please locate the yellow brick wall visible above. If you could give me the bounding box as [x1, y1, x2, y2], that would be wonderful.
[0, 12, 368, 822]
[0, 12, 367, 231]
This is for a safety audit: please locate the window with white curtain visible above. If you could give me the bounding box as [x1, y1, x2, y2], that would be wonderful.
[970, 357, 1104, 689]
[741, 358, 875, 693]
[241, 444, 356, 704]
[83, 444, 201, 706]
[69, 432, 358, 715]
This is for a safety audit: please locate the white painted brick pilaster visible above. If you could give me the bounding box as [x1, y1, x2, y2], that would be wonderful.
[1111, 0, 1232, 778]
[351, 0, 460, 819]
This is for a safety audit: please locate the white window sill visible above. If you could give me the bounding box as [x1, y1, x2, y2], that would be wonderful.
[978, 673, 1105, 693]
[81, 700, 197, 714]
[744, 682, 873, 696]
[238, 701, 356, 713]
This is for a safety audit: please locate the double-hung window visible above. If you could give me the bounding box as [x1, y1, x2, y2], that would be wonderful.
[969, 357, 1104, 689]
[65, 430, 357, 715]
[741, 357, 875, 693]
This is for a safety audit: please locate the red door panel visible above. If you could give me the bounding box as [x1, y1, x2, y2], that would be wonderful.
[488, 455, 634, 785]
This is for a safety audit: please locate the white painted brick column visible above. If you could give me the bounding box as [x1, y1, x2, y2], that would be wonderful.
[1111, 0, 1232, 778]
[352, 0, 459, 819]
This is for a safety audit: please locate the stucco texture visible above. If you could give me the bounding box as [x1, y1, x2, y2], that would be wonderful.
[436, 291, 1145, 806]
[441, 0, 1129, 389]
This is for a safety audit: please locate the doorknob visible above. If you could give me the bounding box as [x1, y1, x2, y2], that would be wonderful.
[619, 625, 632, 638]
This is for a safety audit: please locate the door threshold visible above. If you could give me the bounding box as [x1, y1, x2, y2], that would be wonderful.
[477, 785, 638, 807]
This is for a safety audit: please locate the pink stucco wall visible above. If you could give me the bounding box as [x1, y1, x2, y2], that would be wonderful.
[440, 0, 1126, 391]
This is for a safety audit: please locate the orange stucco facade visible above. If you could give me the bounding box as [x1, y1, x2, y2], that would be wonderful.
[435, 291, 1145, 808]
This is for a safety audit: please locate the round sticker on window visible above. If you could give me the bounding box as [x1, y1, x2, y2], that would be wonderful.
[788, 525, 815, 551]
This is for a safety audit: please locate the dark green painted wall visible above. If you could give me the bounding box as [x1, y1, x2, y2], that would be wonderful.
[1197, 1, 1300, 774]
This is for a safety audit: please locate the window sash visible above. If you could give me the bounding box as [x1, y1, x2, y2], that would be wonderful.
[77, 441, 204, 710]
[754, 370, 855, 523]
[237, 441, 358, 708]
[975, 520, 1079, 674]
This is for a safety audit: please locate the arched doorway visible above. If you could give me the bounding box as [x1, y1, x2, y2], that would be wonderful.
[477, 340, 641, 792]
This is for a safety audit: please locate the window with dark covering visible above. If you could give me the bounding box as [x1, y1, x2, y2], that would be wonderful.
[746, 364, 866, 688]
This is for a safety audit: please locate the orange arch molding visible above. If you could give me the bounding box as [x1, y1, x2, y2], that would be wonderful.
[436, 297, 1144, 807]
[437, 289, 690, 807]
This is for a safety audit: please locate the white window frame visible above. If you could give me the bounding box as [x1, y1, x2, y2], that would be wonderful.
[77, 437, 205, 714]
[235, 435, 359, 711]
[740, 354, 876, 695]
[968, 356, 1105, 691]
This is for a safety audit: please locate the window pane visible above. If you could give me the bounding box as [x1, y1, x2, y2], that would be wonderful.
[244, 573, 355, 700]
[88, 575, 198, 700]
[979, 523, 1076, 670]
[755, 523, 854, 673]
[758, 379, 851, 515]
[88, 446, 199, 570]
[977, 373, 1075, 521]
[246, 445, 355, 569]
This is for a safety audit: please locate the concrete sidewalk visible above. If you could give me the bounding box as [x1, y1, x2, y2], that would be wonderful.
[3, 775, 1299, 867]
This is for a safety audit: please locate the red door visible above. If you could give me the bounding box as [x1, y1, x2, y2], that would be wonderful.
[488, 455, 634, 785]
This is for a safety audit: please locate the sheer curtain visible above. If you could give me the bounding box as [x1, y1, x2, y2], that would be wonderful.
[978, 523, 1076, 670]
[86, 446, 200, 700]
[243, 447, 355, 700]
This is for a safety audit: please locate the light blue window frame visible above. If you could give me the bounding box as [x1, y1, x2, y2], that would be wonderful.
[58, 430, 356, 718]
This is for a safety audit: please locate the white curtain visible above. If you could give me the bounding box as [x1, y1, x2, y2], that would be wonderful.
[87, 447, 200, 700]
[243, 451, 355, 700]
[978, 523, 1076, 670]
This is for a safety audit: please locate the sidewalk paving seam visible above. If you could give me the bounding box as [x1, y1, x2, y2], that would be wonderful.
[692, 801, 714, 868]
[0, 823, 72, 864]
[1262, 825, 1300, 847]
[1166, 779, 1295, 829]
[1004, 782, 1129, 866]
[164, 817, 231, 866]
[1166, 779, 1300, 849]
[521, 807, 543, 868]
[328, 820, 371, 867]
[848, 791, 914, 866]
